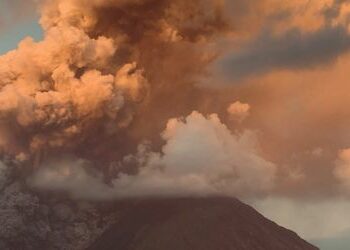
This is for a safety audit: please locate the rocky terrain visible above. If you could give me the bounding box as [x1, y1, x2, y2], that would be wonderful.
[0, 182, 115, 250]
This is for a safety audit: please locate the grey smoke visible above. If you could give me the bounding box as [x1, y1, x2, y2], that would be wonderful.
[221, 25, 350, 79]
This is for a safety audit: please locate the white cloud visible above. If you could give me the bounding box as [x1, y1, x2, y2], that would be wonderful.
[29, 111, 276, 199]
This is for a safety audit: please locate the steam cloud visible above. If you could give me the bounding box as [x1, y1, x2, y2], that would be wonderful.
[29, 111, 275, 199]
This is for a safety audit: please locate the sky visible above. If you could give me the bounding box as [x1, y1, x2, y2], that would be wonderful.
[0, 20, 42, 54]
[1, 0, 350, 249]
[0, 0, 43, 54]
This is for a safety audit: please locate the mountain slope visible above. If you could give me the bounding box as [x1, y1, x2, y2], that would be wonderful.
[88, 197, 318, 250]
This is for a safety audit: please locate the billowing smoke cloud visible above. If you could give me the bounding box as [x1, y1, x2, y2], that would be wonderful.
[0, 0, 276, 199]
[0, 0, 227, 165]
[29, 111, 276, 199]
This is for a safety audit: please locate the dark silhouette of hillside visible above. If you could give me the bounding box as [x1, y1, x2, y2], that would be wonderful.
[88, 197, 319, 250]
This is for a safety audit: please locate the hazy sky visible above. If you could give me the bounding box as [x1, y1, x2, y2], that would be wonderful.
[0, 20, 42, 54]
[0, 0, 42, 54]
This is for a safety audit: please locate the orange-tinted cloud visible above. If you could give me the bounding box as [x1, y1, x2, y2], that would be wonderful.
[1, 0, 350, 202]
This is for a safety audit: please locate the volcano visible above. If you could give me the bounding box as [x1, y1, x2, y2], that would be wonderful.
[88, 197, 318, 250]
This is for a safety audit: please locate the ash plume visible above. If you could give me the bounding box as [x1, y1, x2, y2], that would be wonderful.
[0, 0, 277, 199]
[0, 0, 227, 165]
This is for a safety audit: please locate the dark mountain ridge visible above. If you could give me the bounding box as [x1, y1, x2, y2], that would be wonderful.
[88, 197, 319, 250]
